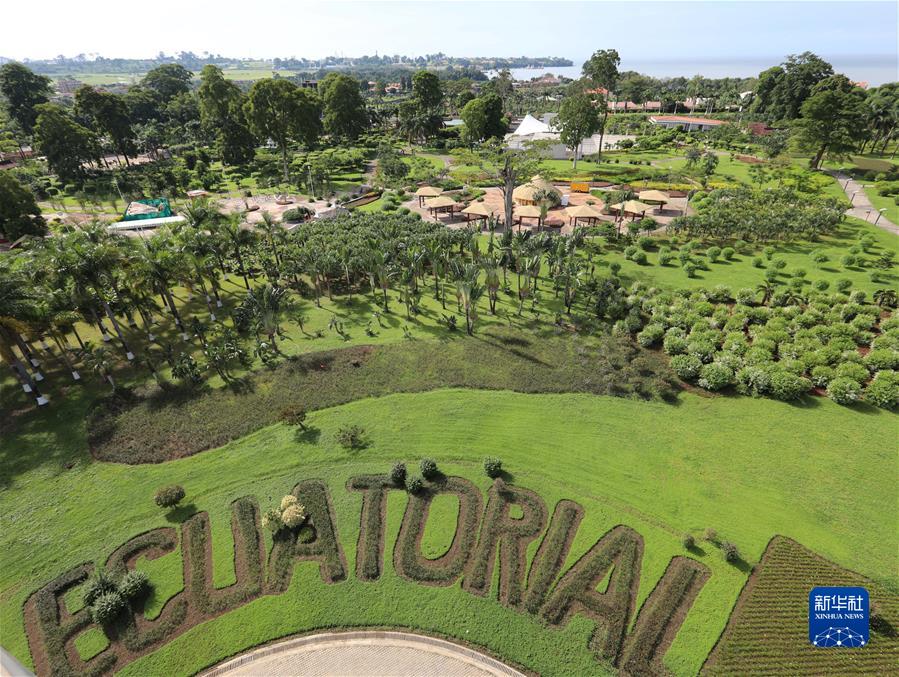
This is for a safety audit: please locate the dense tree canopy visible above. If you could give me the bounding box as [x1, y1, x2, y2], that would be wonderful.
[0, 62, 53, 136]
[554, 86, 602, 168]
[793, 75, 867, 168]
[319, 73, 369, 140]
[33, 103, 99, 181]
[197, 65, 256, 165]
[460, 93, 506, 144]
[752, 52, 834, 122]
[0, 172, 46, 240]
[141, 63, 194, 103]
[74, 85, 137, 165]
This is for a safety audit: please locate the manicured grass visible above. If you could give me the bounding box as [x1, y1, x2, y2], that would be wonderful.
[2, 389, 895, 676]
[864, 186, 899, 226]
[602, 217, 898, 294]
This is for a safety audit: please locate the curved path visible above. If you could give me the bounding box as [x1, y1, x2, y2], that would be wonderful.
[827, 170, 899, 235]
[199, 631, 525, 677]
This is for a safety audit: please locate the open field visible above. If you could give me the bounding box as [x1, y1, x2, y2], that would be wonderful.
[2, 388, 896, 675]
[46, 69, 299, 86]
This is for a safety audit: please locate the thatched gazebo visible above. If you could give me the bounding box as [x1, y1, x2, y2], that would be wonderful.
[610, 200, 653, 220]
[425, 195, 457, 218]
[638, 190, 669, 211]
[461, 201, 493, 224]
[415, 185, 443, 206]
[513, 175, 560, 206]
[565, 203, 604, 226]
[514, 204, 543, 230]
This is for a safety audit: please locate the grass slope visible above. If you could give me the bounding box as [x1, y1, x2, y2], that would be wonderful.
[1, 390, 896, 676]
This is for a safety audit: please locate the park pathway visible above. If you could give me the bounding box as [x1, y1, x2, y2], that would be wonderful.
[827, 171, 899, 235]
[199, 630, 525, 677]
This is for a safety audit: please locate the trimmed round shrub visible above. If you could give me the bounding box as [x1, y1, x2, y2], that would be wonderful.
[698, 362, 734, 391]
[865, 370, 899, 409]
[406, 475, 424, 494]
[637, 324, 664, 347]
[735, 288, 755, 305]
[609, 262, 622, 276]
[813, 280, 830, 292]
[663, 334, 688, 356]
[721, 247, 735, 261]
[792, 268, 807, 279]
[827, 377, 862, 405]
[768, 370, 811, 401]
[772, 259, 787, 271]
[419, 458, 439, 480]
[706, 246, 721, 262]
[389, 462, 407, 486]
[118, 570, 150, 600]
[336, 425, 366, 449]
[280, 494, 299, 511]
[282, 503, 307, 528]
[752, 257, 764, 268]
[681, 533, 695, 549]
[683, 262, 697, 278]
[638, 236, 654, 251]
[687, 338, 717, 363]
[865, 349, 899, 372]
[278, 405, 307, 428]
[764, 268, 779, 283]
[671, 354, 702, 381]
[736, 365, 773, 397]
[834, 362, 869, 384]
[90, 591, 126, 624]
[631, 250, 647, 265]
[849, 290, 867, 304]
[658, 250, 675, 266]
[154, 485, 185, 509]
[83, 570, 117, 607]
[483, 457, 503, 478]
[810, 365, 835, 387]
[704, 527, 718, 542]
[763, 246, 775, 260]
[262, 508, 283, 533]
[721, 541, 741, 563]
[835, 278, 852, 293]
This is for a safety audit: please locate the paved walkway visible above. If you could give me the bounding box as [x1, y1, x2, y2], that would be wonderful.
[200, 631, 525, 677]
[827, 171, 899, 235]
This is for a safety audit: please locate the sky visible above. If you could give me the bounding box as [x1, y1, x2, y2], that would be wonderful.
[4, 1, 898, 83]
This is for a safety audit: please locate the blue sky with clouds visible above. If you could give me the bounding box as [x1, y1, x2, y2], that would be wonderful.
[5, 1, 897, 83]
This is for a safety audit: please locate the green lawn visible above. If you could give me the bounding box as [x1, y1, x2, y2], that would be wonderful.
[2, 389, 895, 676]
[602, 217, 898, 294]
[864, 187, 899, 226]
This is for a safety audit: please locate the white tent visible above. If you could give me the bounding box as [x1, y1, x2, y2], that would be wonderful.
[511, 113, 550, 136]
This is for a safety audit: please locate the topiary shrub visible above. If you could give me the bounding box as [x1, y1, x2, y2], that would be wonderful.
[681, 533, 695, 549]
[683, 262, 697, 278]
[419, 458, 439, 480]
[704, 527, 718, 543]
[663, 334, 688, 356]
[706, 246, 721, 262]
[735, 288, 755, 305]
[698, 362, 734, 391]
[865, 370, 899, 409]
[90, 591, 126, 624]
[118, 570, 150, 600]
[810, 365, 834, 387]
[834, 362, 870, 384]
[631, 250, 647, 265]
[721, 540, 741, 563]
[637, 324, 664, 347]
[721, 246, 735, 261]
[827, 377, 862, 405]
[406, 475, 424, 494]
[671, 354, 702, 381]
[483, 457, 503, 478]
[835, 278, 852, 293]
[865, 349, 899, 372]
[752, 257, 764, 268]
[658, 250, 675, 266]
[262, 508, 283, 533]
[154, 485, 185, 509]
[389, 462, 407, 487]
[768, 369, 811, 401]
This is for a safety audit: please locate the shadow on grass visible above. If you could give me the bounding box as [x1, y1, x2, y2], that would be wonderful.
[293, 426, 321, 444]
[164, 503, 197, 524]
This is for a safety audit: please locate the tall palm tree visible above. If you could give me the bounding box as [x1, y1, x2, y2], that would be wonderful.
[81, 342, 117, 391]
[220, 213, 256, 289]
[0, 261, 49, 405]
[245, 284, 293, 351]
[455, 264, 484, 336]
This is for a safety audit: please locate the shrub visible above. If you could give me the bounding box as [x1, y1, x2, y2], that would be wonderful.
[865, 370, 899, 409]
[865, 349, 899, 372]
[278, 405, 307, 428]
[83, 569, 117, 607]
[683, 262, 697, 278]
[752, 257, 764, 268]
[658, 250, 675, 266]
[735, 288, 755, 305]
[637, 324, 664, 347]
[336, 425, 366, 449]
[406, 475, 424, 494]
[721, 246, 735, 261]
[810, 365, 834, 387]
[698, 362, 734, 391]
[704, 527, 718, 543]
[389, 462, 407, 486]
[764, 268, 779, 282]
[609, 262, 621, 276]
[721, 541, 741, 563]
[671, 354, 702, 381]
[118, 570, 150, 600]
[687, 338, 717, 363]
[663, 334, 688, 355]
[835, 278, 853, 292]
[736, 365, 772, 397]
[262, 508, 283, 533]
[827, 377, 862, 405]
[154, 485, 185, 509]
[419, 458, 439, 480]
[281, 206, 312, 222]
[483, 457, 503, 478]
[706, 246, 722, 262]
[90, 591, 126, 624]
[768, 370, 811, 401]
[280, 494, 298, 511]
[763, 246, 775, 260]
[681, 533, 695, 549]
[631, 250, 647, 265]
[814, 280, 830, 292]
[834, 362, 869, 384]
[772, 259, 787, 271]
[638, 236, 653, 251]
[709, 285, 731, 302]
[281, 503, 307, 528]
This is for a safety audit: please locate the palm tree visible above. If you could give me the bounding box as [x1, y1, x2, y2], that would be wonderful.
[483, 256, 501, 314]
[455, 264, 484, 335]
[874, 288, 898, 309]
[756, 281, 776, 306]
[220, 213, 255, 289]
[254, 212, 285, 277]
[0, 261, 49, 405]
[81, 342, 117, 392]
[245, 284, 293, 351]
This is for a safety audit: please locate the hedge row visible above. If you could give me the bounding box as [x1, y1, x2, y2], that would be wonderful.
[463, 479, 547, 608]
[393, 477, 482, 585]
[347, 475, 394, 581]
[266, 480, 347, 593]
[540, 526, 644, 663]
[522, 500, 585, 616]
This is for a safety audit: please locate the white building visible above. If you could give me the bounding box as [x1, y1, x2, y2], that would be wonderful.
[505, 114, 635, 160]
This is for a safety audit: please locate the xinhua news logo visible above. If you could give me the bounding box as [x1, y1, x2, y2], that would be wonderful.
[809, 586, 869, 647]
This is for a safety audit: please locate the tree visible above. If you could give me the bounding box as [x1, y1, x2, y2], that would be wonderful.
[319, 73, 369, 140]
[0, 62, 52, 136]
[244, 79, 321, 181]
[794, 75, 867, 168]
[554, 86, 601, 169]
[460, 93, 506, 144]
[398, 70, 444, 141]
[74, 86, 136, 165]
[142, 64, 193, 103]
[582, 49, 619, 159]
[412, 70, 444, 110]
[33, 104, 99, 181]
[752, 52, 834, 122]
[0, 173, 46, 240]
[197, 65, 256, 165]
[758, 129, 791, 158]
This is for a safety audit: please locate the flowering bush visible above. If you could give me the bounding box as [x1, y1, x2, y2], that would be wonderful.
[827, 377, 862, 405]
